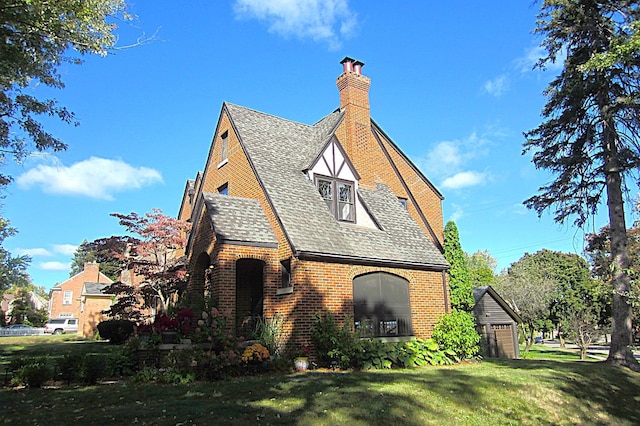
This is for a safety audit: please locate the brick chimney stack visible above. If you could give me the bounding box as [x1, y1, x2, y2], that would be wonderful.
[336, 57, 373, 184]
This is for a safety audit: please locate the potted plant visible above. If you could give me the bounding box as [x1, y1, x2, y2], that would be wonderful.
[242, 343, 270, 373]
[294, 344, 312, 371]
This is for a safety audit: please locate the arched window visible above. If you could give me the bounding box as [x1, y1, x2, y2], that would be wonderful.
[353, 272, 412, 337]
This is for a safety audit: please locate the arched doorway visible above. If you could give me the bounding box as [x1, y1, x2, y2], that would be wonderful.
[235, 258, 264, 337]
[188, 252, 211, 313]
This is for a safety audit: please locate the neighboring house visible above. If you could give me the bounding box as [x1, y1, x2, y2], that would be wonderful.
[472, 286, 522, 359]
[79, 283, 112, 337]
[2, 291, 48, 325]
[179, 57, 450, 348]
[49, 262, 113, 335]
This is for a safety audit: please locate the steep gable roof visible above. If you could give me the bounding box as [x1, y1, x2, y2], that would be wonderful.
[203, 192, 278, 247]
[473, 286, 522, 323]
[224, 102, 448, 270]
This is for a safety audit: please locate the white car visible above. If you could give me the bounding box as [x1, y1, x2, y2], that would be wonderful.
[44, 318, 78, 334]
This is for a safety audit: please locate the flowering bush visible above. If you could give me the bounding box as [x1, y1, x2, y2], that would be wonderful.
[242, 343, 270, 363]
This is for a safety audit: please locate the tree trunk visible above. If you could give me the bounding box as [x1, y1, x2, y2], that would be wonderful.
[601, 105, 640, 371]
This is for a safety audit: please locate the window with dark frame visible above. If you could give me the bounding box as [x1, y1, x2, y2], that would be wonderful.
[316, 176, 355, 222]
[398, 197, 408, 209]
[218, 183, 228, 195]
[220, 131, 228, 162]
[353, 272, 413, 337]
[280, 259, 291, 288]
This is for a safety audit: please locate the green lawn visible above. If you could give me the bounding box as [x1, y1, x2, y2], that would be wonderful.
[1, 337, 639, 425]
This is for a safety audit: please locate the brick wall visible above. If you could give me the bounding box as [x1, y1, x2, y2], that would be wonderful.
[49, 263, 112, 322]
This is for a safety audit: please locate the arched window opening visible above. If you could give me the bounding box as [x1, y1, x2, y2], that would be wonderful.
[353, 272, 412, 337]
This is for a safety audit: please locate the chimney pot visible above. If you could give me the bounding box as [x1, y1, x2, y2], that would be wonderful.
[353, 60, 364, 75]
[340, 56, 356, 73]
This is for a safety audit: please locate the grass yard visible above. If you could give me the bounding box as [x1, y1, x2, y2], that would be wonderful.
[0, 337, 639, 425]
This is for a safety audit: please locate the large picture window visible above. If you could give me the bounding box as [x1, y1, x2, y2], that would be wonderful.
[353, 272, 412, 337]
[316, 176, 354, 222]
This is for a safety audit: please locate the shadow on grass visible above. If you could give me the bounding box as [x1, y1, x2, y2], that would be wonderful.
[1, 350, 639, 425]
[487, 358, 640, 424]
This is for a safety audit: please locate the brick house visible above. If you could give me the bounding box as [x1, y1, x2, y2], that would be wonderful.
[179, 57, 450, 348]
[49, 262, 112, 335]
[79, 283, 112, 337]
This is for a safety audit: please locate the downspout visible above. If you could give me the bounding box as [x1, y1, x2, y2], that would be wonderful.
[441, 270, 449, 313]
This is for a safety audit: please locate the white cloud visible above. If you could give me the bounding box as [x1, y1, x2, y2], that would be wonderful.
[517, 44, 565, 73]
[448, 204, 465, 222]
[52, 244, 78, 256]
[483, 75, 509, 97]
[16, 156, 163, 200]
[15, 248, 51, 257]
[441, 171, 487, 189]
[39, 261, 71, 271]
[233, 0, 357, 50]
[415, 132, 491, 190]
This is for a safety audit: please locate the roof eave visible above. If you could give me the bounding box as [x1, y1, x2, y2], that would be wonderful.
[296, 250, 449, 272]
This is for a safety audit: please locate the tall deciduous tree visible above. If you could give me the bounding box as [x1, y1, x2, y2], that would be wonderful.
[443, 221, 474, 311]
[102, 209, 191, 320]
[524, 0, 640, 370]
[465, 250, 497, 288]
[0, 0, 132, 186]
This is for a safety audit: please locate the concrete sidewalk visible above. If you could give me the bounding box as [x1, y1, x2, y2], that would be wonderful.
[540, 340, 640, 360]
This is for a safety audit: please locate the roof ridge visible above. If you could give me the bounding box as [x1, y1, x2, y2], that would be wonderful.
[225, 101, 314, 128]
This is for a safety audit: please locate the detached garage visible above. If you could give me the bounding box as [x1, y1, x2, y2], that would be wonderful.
[473, 286, 522, 359]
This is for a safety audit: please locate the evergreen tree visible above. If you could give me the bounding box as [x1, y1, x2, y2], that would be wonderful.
[524, 0, 640, 370]
[443, 221, 474, 311]
[70, 237, 131, 281]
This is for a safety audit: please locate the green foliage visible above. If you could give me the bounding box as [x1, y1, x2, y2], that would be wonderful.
[81, 354, 106, 385]
[310, 311, 358, 368]
[253, 314, 284, 358]
[97, 319, 135, 344]
[0, 0, 131, 187]
[0, 219, 30, 297]
[69, 237, 131, 280]
[431, 309, 480, 360]
[11, 357, 51, 388]
[56, 353, 82, 384]
[465, 250, 497, 288]
[311, 311, 457, 370]
[444, 221, 474, 311]
[8, 288, 48, 326]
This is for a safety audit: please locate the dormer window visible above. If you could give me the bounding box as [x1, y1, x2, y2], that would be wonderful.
[317, 176, 354, 222]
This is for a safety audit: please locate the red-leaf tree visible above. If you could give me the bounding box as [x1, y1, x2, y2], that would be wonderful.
[102, 209, 191, 320]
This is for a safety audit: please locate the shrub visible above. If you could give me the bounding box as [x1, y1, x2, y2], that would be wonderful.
[97, 319, 135, 344]
[431, 309, 480, 360]
[310, 311, 359, 368]
[12, 357, 51, 388]
[81, 354, 106, 385]
[56, 354, 82, 384]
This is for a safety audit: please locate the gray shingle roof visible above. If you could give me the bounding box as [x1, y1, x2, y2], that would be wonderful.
[203, 192, 278, 247]
[223, 102, 448, 269]
[82, 282, 110, 296]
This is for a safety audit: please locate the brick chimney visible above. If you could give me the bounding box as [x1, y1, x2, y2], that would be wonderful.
[336, 57, 373, 183]
[83, 262, 101, 282]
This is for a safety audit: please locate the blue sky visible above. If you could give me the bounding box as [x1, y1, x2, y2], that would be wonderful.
[4, 1, 624, 290]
